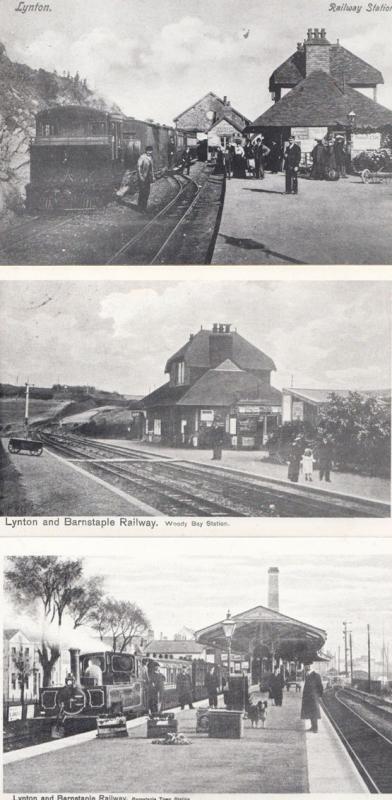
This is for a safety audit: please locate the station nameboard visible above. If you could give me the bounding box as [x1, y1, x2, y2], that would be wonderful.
[8, 705, 22, 721]
[352, 132, 381, 152]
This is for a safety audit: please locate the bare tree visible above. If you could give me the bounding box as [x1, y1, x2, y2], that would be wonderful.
[37, 642, 61, 688]
[68, 576, 105, 629]
[91, 598, 150, 652]
[11, 646, 33, 704]
[5, 556, 97, 686]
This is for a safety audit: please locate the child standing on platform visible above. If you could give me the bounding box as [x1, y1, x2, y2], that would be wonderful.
[301, 447, 315, 481]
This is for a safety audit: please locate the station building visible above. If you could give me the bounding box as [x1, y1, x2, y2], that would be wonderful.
[248, 28, 392, 158]
[3, 629, 69, 705]
[195, 567, 328, 684]
[282, 387, 391, 425]
[173, 93, 250, 158]
[141, 323, 282, 449]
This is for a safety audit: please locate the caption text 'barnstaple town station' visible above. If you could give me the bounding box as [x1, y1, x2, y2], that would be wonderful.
[2, 25, 392, 264]
[4, 563, 391, 793]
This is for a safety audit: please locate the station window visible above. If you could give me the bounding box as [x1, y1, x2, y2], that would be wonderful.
[175, 361, 185, 385]
[11, 673, 16, 690]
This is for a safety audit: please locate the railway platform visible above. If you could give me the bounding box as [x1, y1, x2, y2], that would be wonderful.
[101, 439, 389, 505]
[3, 691, 367, 794]
[211, 172, 392, 265]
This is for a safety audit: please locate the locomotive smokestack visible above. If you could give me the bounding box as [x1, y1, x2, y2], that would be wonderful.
[69, 648, 81, 686]
[268, 567, 279, 612]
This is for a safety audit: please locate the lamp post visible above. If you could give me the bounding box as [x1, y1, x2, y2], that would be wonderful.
[222, 610, 236, 679]
[347, 111, 356, 170]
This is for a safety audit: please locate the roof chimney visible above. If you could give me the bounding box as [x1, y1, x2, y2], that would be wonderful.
[305, 27, 331, 75]
[268, 567, 279, 612]
[223, 95, 228, 104]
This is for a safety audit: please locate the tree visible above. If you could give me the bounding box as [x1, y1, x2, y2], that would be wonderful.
[11, 646, 33, 704]
[68, 575, 105, 629]
[37, 642, 60, 688]
[318, 392, 390, 477]
[5, 557, 103, 686]
[91, 598, 150, 652]
[4, 556, 84, 625]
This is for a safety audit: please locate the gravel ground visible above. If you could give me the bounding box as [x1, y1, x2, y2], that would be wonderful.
[4, 442, 153, 516]
[212, 171, 392, 265]
[3, 693, 309, 793]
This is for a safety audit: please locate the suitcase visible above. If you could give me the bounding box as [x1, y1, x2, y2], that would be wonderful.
[147, 713, 178, 738]
[96, 714, 128, 738]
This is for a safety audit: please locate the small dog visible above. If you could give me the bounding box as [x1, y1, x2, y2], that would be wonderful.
[248, 700, 268, 728]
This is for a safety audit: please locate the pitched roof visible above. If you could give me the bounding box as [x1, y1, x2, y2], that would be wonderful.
[270, 44, 383, 90]
[146, 640, 204, 654]
[174, 91, 250, 130]
[284, 387, 391, 405]
[165, 329, 276, 374]
[178, 367, 282, 407]
[141, 383, 187, 409]
[252, 71, 392, 129]
[4, 628, 23, 640]
[207, 115, 245, 134]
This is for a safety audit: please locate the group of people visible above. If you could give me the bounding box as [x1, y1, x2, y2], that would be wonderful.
[145, 662, 221, 714]
[214, 136, 282, 180]
[265, 666, 324, 734]
[116, 128, 350, 213]
[311, 134, 348, 180]
[287, 435, 334, 484]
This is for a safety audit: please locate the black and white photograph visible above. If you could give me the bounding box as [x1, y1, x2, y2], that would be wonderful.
[0, 278, 390, 518]
[1, 0, 392, 264]
[2, 537, 392, 793]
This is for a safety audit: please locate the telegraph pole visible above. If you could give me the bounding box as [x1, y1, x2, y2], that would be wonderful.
[24, 381, 30, 435]
[349, 632, 353, 685]
[367, 624, 371, 692]
[338, 645, 341, 675]
[343, 622, 348, 677]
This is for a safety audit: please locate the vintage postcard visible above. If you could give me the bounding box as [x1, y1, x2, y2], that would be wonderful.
[0, 273, 390, 523]
[2, 535, 392, 795]
[1, 0, 392, 264]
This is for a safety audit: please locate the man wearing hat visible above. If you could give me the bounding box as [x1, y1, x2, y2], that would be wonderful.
[137, 145, 155, 211]
[334, 135, 347, 178]
[311, 139, 325, 180]
[284, 135, 301, 194]
[254, 135, 271, 179]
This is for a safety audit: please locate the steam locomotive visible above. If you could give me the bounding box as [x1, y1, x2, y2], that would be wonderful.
[26, 105, 189, 212]
[37, 648, 217, 735]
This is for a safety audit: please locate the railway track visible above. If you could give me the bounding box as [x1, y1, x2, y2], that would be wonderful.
[322, 688, 392, 792]
[106, 171, 210, 265]
[38, 432, 388, 517]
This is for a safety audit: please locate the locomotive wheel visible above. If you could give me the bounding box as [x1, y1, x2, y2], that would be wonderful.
[8, 444, 20, 454]
[361, 169, 371, 184]
[32, 447, 43, 456]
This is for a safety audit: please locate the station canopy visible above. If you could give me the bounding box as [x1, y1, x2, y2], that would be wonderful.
[195, 604, 327, 664]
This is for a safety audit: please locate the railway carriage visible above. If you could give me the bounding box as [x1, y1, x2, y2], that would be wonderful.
[26, 105, 186, 212]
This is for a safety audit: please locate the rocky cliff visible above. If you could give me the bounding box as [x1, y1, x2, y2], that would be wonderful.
[0, 43, 121, 226]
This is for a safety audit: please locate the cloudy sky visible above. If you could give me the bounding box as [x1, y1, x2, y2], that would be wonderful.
[2, 0, 392, 123]
[3, 537, 392, 666]
[0, 280, 390, 395]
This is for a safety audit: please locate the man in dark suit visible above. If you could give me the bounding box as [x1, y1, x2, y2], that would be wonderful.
[284, 135, 301, 194]
[301, 666, 324, 732]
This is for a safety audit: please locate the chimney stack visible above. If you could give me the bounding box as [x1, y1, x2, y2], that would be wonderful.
[268, 567, 279, 612]
[69, 648, 81, 686]
[305, 27, 331, 75]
